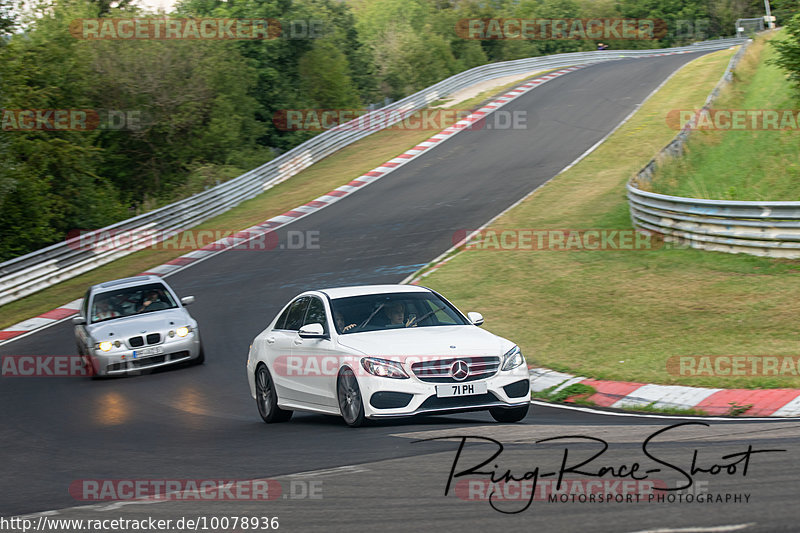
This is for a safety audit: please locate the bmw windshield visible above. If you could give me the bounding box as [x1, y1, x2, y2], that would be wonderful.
[90, 283, 178, 324]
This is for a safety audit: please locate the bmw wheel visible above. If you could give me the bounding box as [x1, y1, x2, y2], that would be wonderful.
[255, 364, 293, 423]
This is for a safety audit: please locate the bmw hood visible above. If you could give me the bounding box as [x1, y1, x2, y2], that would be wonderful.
[336, 325, 514, 358]
[86, 309, 192, 340]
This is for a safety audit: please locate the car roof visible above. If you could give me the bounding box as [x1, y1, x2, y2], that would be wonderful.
[90, 275, 168, 294]
[318, 284, 431, 299]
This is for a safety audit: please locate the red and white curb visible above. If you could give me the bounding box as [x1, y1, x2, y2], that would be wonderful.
[0, 66, 591, 345]
[530, 367, 800, 417]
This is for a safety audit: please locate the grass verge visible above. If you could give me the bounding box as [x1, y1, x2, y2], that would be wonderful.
[420, 46, 800, 389]
[649, 32, 800, 200]
[0, 73, 548, 330]
[623, 403, 709, 416]
[533, 383, 596, 404]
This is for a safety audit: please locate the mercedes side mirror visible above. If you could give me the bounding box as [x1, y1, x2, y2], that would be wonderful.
[467, 312, 484, 326]
[298, 323, 326, 338]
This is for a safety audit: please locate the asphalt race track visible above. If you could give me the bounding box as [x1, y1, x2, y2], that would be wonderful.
[2, 50, 798, 532]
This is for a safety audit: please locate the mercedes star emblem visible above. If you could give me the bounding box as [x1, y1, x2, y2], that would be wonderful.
[451, 360, 469, 381]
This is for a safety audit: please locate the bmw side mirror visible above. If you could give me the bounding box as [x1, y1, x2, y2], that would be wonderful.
[181, 296, 195, 306]
[467, 312, 484, 326]
[298, 323, 325, 338]
[72, 316, 86, 325]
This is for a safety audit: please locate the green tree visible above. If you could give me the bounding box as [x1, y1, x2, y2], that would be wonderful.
[175, 0, 376, 149]
[0, 0, 266, 259]
[772, 0, 800, 22]
[298, 39, 361, 108]
[291, 0, 378, 104]
[0, 0, 16, 37]
[771, 13, 800, 93]
[0, 0, 126, 260]
[618, 0, 710, 46]
[86, 37, 266, 207]
[91, 0, 134, 16]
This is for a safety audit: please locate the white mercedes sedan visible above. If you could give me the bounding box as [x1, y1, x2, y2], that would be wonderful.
[246, 285, 530, 427]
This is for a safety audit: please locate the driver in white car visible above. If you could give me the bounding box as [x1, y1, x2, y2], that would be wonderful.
[335, 311, 357, 333]
[383, 301, 405, 325]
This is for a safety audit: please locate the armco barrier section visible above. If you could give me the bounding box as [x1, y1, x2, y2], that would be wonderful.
[627, 187, 800, 258]
[0, 39, 744, 305]
[627, 36, 800, 259]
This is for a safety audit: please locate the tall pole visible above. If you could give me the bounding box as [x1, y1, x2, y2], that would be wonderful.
[764, 0, 775, 29]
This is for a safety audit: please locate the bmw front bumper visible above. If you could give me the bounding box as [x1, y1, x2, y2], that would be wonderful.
[85, 333, 202, 376]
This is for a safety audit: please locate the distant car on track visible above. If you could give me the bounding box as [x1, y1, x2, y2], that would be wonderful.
[246, 284, 531, 427]
[73, 275, 203, 376]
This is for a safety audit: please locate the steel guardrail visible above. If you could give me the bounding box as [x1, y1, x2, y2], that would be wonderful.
[626, 35, 800, 259]
[627, 186, 800, 257]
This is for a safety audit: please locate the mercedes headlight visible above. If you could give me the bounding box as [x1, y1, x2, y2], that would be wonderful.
[361, 357, 409, 379]
[501, 345, 524, 370]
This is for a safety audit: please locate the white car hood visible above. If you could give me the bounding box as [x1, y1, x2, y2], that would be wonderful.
[336, 325, 513, 358]
[86, 309, 191, 340]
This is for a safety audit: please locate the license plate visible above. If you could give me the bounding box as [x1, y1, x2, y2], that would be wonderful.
[436, 382, 487, 398]
[132, 346, 163, 358]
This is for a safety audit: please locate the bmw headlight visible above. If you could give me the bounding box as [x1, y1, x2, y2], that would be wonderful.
[169, 326, 192, 338]
[96, 340, 121, 352]
[501, 345, 524, 370]
[361, 357, 409, 379]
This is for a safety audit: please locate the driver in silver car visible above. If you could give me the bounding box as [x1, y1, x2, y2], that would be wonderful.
[137, 289, 169, 313]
